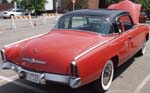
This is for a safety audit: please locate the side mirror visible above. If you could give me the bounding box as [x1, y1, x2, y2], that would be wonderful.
[116, 21, 124, 34]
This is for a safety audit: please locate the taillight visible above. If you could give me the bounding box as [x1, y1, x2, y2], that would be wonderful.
[70, 61, 79, 78]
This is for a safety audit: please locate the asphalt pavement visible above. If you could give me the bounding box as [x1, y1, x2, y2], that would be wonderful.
[0, 18, 150, 93]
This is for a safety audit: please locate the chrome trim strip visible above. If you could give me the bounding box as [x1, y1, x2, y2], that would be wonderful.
[74, 37, 115, 60]
[22, 58, 46, 65]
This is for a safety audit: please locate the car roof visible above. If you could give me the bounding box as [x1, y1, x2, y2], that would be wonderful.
[63, 9, 129, 23]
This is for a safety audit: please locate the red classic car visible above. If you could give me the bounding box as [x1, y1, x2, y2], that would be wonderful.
[0, 6, 149, 93]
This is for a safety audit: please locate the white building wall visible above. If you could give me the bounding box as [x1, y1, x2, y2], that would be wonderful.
[45, 0, 54, 10]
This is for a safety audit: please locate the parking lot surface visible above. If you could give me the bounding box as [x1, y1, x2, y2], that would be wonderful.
[0, 18, 150, 93]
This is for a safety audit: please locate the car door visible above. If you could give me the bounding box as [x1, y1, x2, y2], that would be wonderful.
[20, 9, 26, 15]
[121, 15, 145, 57]
[118, 33, 131, 64]
[117, 15, 133, 64]
[15, 9, 22, 16]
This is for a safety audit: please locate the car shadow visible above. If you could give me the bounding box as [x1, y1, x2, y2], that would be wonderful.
[113, 57, 136, 80]
[41, 83, 97, 93]
[0, 79, 98, 93]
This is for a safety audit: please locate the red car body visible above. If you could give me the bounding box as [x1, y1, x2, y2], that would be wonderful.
[0, 2, 149, 91]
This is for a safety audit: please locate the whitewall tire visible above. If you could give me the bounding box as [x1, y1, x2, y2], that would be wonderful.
[93, 60, 114, 92]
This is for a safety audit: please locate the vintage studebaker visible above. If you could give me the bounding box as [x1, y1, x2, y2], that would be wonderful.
[0, 7, 149, 93]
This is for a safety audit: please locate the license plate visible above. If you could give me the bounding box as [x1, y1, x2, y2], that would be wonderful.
[26, 72, 41, 84]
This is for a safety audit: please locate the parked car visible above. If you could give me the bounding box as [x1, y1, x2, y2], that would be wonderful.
[139, 12, 147, 23]
[145, 9, 150, 20]
[1, 8, 29, 18]
[0, 9, 149, 93]
[0, 11, 2, 18]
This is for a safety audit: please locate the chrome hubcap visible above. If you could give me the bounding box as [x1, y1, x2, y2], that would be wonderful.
[103, 63, 113, 86]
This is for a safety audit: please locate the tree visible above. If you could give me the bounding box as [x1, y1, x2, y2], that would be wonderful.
[11, 0, 23, 8]
[75, 0, 88, 9]
[11, 0, 47, 11]
[25, 0, 47, 11]
[136, 0, 150, 11]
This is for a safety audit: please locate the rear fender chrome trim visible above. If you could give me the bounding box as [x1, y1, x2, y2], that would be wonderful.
[74, 37, 115, 60]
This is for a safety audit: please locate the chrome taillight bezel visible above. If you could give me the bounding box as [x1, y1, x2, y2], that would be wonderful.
[1, 49, 7, 61]
[70, 61, 79, 78]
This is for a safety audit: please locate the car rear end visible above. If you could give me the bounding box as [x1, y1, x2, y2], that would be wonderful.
[1, 30, 97, 88]
[0, 48, 81, 88]
[2, 11, 12, 18]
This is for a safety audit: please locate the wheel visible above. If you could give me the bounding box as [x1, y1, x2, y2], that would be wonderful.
[10, 14, 14, 18]
[3, 17, 7, 19]
[137, 39, 147, 56]
[93, 60, 114, 92]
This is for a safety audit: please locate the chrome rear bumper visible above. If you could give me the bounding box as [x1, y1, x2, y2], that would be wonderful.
[0, 61, 81, 88]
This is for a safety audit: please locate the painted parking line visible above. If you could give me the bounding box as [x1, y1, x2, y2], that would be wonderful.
[0, 75, 18, 84]
[134, 74, 150, 93]
[108, 90, 133, 93]
[0, 80, 3, 83]
[0, 75, 46, 93]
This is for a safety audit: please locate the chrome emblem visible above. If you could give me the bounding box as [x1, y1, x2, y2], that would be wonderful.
[22, 58, 46, 64]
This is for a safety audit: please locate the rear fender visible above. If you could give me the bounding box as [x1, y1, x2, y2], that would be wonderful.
[75, 44, 119, 86]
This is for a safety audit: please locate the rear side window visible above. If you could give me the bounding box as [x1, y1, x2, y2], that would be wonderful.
[118, 15, 133, 31]
[54, 16, 113, 35]
[71, 17, 88, 28]
[16, 10, 22, 12]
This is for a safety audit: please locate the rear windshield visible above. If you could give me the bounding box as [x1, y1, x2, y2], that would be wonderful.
[53, 16, 113, 35]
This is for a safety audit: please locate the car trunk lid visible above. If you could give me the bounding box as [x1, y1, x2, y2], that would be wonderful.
[16, 30, 108, 75]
